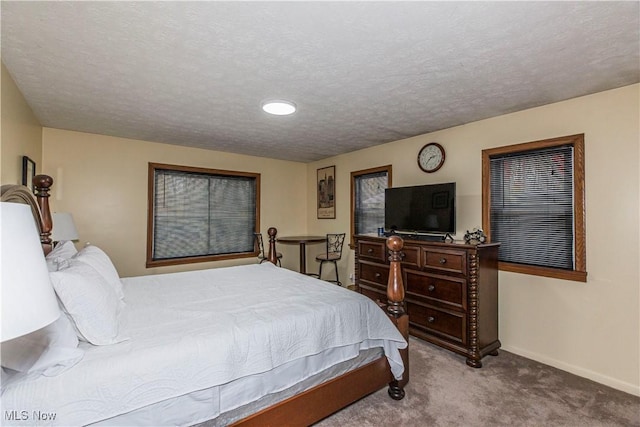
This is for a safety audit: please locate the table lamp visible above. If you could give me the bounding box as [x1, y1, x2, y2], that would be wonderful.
[51, 212, 79, 243]
[1, 202, 60, 342]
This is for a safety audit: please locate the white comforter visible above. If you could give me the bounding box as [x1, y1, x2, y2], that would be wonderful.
[1, 263, 407, 426]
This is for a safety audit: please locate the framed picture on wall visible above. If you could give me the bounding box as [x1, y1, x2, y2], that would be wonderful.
[317, 165, 336, 219]
[22, 156, 36, 192]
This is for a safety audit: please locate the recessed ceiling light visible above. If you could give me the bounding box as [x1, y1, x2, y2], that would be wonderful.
[262, 100, 296, 116]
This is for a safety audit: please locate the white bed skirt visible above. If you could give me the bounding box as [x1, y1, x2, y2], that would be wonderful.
[90, 347, 383, 427]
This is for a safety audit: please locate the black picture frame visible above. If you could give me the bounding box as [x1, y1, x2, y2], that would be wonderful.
[317, 165, 336, 219]
[22, 156, 36, 192]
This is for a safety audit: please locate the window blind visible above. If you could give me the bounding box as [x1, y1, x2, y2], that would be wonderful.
[489, 145, 574, 270]
[153, 169, 256, 260]
[355, 171, 388, 235]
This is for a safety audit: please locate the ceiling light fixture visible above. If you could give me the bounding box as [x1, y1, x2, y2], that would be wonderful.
[262, 100, 296, 116]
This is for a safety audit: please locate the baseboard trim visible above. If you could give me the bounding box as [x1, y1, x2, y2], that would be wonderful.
[500, 344, 640, 397]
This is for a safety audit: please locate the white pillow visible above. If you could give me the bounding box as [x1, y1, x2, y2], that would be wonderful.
[45, 240, 77, 272]
[50, 261, 127, 345]
[47, 240, 78, 260]
[72, 245, 125, 301]
[45, 257, 70, 272]
[1, 313, 84, 376]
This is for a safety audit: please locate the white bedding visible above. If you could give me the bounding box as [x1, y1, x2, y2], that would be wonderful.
[1, 263, 407, 426]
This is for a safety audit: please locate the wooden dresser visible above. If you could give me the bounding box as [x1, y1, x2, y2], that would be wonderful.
[355, 234, 501, 367]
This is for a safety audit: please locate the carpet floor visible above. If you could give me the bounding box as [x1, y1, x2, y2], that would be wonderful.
[317, 337, 640, 427]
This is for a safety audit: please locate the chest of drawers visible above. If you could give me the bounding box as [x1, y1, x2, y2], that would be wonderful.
[355, 234, 501, 368]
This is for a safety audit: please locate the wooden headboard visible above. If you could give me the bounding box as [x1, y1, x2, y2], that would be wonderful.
[0, 174, 54, 254]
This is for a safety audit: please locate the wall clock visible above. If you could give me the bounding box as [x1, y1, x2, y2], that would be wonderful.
[417, 142, 445, 173]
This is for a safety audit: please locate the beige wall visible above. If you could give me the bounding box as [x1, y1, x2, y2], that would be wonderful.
[42, 129, 309, 277]
[306, 84, 640, 395]
[1, 62, 43, 184]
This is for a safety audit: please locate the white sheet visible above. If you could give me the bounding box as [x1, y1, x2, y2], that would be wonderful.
[1, 263, 407, 426]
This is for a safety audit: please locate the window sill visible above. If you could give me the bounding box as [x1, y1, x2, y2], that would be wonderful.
[499, 261, 587, 283]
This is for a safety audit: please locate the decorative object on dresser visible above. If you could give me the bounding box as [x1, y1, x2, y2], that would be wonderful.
[355, 234, 500, 368]
[464, 227, 487, 244]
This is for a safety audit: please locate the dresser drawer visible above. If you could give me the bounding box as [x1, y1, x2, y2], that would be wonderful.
[405, 270, 466, 310]
[408, 302, 466, 344]
[359, 262, 389, 286]
[401, 244, 420, 269]
[358, 240, 386, 262]
[423, 249, 466, 274]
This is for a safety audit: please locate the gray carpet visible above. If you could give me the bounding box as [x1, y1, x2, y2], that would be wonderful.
[317, 337, 640, 427]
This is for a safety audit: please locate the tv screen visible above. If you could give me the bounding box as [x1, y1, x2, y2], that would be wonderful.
[385, 183, 456, 234]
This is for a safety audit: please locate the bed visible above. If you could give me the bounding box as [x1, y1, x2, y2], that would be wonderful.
[0, 175, 409, 426]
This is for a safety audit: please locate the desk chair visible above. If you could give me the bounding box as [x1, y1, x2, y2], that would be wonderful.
[315, 233, 346, 286]
[254, 232, 282, 266]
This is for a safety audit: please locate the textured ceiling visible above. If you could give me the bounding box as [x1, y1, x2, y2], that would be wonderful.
[1, 2, 639, 163]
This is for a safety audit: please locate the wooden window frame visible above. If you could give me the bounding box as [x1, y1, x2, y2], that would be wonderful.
[146, 162, 261, 268]
[482, 134, 586, 282]
[349, 165, 392, 249]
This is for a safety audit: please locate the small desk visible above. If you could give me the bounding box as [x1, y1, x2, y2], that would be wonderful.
[277, 235, 327, 274]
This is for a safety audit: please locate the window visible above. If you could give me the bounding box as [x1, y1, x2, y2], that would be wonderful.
[147, 163, 260, 267]
[482, 134, 586, 282]
[350, 165, 392, 247]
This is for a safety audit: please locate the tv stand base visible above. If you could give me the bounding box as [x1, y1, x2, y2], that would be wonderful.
[402, 233, 445, 242]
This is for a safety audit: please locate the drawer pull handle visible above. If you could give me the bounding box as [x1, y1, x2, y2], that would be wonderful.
[367, 248, 374, 254]
[374, 273, 382, 279]
[427, 316, 436, 323]
[428, 285, 435, 292]
[439, 258, 447, 264]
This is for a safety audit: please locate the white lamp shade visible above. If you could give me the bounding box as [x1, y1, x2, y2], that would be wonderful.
[1, 202, 60, 342]
[51, 212, 79, 241]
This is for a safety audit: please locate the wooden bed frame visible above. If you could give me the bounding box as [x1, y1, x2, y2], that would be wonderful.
[2, 175, 409, 427]
[0, 174, 54, 255]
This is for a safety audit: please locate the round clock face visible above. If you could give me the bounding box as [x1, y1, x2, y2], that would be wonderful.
[418, 143, 445, 173]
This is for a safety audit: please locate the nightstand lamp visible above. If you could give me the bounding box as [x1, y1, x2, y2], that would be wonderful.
[1, 202, 61, 342]
[51, 212, 79, 245]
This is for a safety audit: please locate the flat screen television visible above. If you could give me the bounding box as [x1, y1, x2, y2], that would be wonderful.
[384, 182, 456, 235]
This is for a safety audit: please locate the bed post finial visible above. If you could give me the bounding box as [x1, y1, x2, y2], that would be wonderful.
[33, 174, 54, 253]
[386, 234, 409, 400]
[267, 227, 279, 265]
